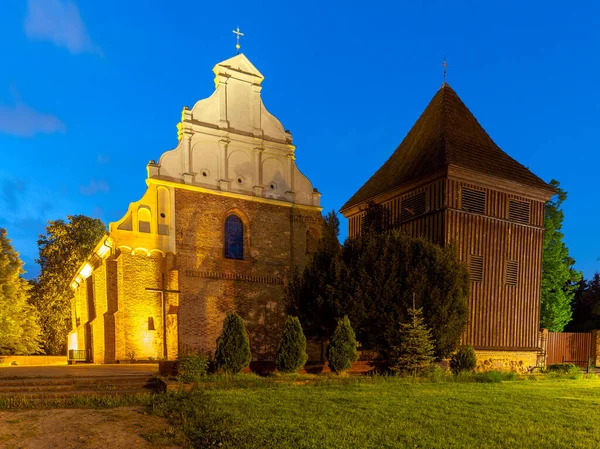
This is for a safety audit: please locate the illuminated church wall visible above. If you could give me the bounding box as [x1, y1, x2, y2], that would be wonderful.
[68, 53, 322, 363]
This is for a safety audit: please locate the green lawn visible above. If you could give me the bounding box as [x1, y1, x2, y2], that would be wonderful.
[150, 374, 600, 449]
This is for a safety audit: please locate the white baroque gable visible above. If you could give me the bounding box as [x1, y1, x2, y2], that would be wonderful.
[148, 54, 320, 208]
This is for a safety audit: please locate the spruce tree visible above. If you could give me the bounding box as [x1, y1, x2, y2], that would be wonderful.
[276, 316, 308, 373]
[540, 180, 582, 331]
[0, 229, 42, 354]
[390, 299, 435, 375]
[326, 316, 358, 373]
[215, 313, 252, 374]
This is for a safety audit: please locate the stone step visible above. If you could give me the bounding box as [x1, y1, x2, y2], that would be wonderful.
[0, 375, 155, 388]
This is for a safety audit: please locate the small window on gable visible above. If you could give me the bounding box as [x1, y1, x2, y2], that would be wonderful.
[400, 192, 426, 223]
[505, 260, 518, 286]
[224, 215, 244, 260]
[462, 188, 486, 215]
[470, 255, 483, 283]
[509, 200, 530, 224]
[138, 207, 151, 233]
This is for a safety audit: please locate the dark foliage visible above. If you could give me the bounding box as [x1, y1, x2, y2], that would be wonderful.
[215, 313, 252, 374]
[326, 316, 358, 373]
[545, 363, 581, 374]
[361, 201, 391, 235]
[286, 210, 342, 339]
[177, 354, 209, 382]
[566, 273, 600, 332]
[338, 230, 470, 359]
[276, 316, 308, 373]
[449, 345, 477, 375]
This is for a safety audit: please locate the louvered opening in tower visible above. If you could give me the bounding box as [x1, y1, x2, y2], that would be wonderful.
[400, 192, 426, 223]
[506, 260, 518, 286]
[509, 200, 530, 224]
[461, 188, 486, 215]
[470, 255, 483, 283]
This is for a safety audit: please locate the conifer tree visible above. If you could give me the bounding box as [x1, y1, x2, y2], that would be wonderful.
[0, 228, 42, 354]
[390, 298, 435, 375]
[541, 180, 582, 331]
[215, 313, 252, 374]
[276, 316, 308, 373]
[326, 316, 358, 373]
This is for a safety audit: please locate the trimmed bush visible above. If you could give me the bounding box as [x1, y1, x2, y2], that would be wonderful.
[326, 316, 358, 373]
[449, 345, 477, 375]
[276, 316, 308, 373]
[546, 363, 581, 374]
[177, 354, 209, 382]
[215, 313, 252, 374]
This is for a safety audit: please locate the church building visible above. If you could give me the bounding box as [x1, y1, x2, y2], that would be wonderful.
[341, 83, 555, 369]
[69, 54, 323, 363]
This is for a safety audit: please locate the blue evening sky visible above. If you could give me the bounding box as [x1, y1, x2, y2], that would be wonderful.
[1, 0, 598, 279]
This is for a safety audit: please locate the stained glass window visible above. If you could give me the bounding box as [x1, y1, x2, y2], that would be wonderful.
[225, 215, 244, 260]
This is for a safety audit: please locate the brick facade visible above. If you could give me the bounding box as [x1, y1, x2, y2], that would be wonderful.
[71, 186, 322, 363]
[175, 189, 322, 360]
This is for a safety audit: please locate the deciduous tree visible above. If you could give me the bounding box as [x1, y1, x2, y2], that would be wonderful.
[540, 180, 582, 331]
[30, 215, 106, 355]
[0, 228, 42, 354]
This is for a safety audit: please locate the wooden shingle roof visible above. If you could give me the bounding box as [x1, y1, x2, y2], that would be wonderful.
[341, 84, 552, 211]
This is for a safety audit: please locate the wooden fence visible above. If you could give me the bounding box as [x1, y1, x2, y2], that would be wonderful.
[546, 332, 594, 367]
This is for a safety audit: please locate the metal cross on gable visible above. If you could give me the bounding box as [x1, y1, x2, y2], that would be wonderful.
[146, 273, 180, 359]
[442, 57, 448, 84]
[232, 26, 244, 54]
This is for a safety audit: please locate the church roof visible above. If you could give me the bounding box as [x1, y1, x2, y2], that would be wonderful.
[341, 84, 552, 211]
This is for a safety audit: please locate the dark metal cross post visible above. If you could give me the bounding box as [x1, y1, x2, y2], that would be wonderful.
[146, 273, 180, 359]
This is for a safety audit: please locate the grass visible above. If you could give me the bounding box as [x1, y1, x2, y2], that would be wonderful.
[149, 373, 600, 449]
[0, 392, 153, 410]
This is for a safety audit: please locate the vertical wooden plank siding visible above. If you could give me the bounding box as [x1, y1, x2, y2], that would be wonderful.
[546, 332, 593, 366]
[345, 178, 546, 351]
[445, 179, 545, 349]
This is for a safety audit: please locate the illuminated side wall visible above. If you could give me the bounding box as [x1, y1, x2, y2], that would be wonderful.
[113, 250, 178, 361]
[174, 187, 322, 360]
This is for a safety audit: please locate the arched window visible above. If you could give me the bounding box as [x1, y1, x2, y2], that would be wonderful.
[224, 215, 244, 260]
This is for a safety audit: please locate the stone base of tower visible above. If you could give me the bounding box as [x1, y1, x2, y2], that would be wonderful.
[474, 349, 539, 374]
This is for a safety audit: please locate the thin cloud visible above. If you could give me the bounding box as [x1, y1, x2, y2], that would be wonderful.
[97, 154, 110, 165]
[0, 100, 66, 137]
[24, 0, 101, 55]
[80, 179, 110, 196]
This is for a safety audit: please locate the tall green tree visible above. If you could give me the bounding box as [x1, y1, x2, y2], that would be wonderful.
[0, 229, 42, 354]
[30, 215, 106, 355]
[540, 180, 582, 331]
[286, 210, 342, 339]
[337, 230, 469, 359]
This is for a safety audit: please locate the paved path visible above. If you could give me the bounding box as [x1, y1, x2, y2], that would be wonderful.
[0, 363, 158, 378]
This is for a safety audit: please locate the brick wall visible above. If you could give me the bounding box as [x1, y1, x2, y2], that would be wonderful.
[175, 189, 322, 361]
